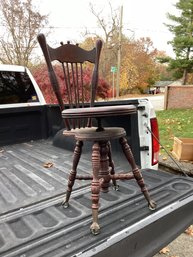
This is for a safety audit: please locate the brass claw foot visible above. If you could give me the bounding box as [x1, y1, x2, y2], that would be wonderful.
[90, 222, 100, 235]
[113, 184, 119, 191]
[62, 201, 69, 208]
[148, 200, 157, 211]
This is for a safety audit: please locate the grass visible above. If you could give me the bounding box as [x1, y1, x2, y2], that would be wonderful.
[156, 108, 193, 154]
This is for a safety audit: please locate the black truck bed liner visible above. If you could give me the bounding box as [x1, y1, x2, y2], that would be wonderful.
[0, 139, 193, 257]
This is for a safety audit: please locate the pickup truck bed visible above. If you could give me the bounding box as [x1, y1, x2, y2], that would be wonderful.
[1, 139, 193, 257]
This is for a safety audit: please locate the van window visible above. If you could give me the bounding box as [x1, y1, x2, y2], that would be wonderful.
[0, 71, 39, 104]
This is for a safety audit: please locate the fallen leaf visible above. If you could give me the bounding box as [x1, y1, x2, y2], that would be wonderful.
[162, 156, 168, 161]
[185, 225, 193, 236]
[43, 162, 54, 168]
[159, 247, 170, 254]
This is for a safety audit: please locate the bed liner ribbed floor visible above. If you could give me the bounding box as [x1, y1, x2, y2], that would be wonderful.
[0, 139, 193, 257]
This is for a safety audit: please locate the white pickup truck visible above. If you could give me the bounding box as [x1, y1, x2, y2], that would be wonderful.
[0, 64, 193, 257]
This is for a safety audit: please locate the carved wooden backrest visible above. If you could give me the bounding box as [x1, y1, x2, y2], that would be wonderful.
[37, 33, 102, 130]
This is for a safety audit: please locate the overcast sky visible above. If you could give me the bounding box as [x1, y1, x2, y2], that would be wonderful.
[38, 0, 178, 57]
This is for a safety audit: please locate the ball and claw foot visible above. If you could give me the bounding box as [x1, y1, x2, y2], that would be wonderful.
[62, 201, 69, 209]
[113, 184, 119, 191]
[90, 222, 100, 235]
[148, 200, 157, 211]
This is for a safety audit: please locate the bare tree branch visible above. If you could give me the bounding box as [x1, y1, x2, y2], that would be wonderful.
[0, 0, 49, 66]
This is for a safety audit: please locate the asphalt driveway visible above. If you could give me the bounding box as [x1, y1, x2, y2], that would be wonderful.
[153, 229, 193, 257]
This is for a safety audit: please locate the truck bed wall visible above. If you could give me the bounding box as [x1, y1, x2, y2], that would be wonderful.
[0, 101, 141, 166]
[0, 106, 48, 146]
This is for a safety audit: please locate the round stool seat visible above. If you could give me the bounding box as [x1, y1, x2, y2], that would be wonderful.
[62, 105, 137, 119]
[74, 127, 126, 141]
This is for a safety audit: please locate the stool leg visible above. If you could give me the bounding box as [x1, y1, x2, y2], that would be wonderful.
[90, 142, 101, 235]
[99, 141, 110, 193]
[107, 142, 119, 190]
[119, 137, 156, 210]
[62, 140, 83, 208]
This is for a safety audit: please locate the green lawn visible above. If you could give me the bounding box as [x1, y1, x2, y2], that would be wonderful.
[156, 109, 193, 154]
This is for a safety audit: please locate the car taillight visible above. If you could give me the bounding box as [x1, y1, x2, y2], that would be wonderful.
[150, 117, 160, 166]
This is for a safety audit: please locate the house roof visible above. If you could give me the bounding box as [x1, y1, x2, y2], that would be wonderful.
[154, 81, 174, 87]
[154, 79, 183, 87]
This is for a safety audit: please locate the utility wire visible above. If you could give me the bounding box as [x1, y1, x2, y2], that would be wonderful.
[144, 122, 189, 177]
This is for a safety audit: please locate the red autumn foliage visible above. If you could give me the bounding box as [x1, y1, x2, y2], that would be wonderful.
[32, 64, 111, 104]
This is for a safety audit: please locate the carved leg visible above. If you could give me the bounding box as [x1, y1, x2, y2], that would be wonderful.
[119, 137, 156, 210]
[90, 142, 101, 235]
[99, 141, 110, 193]
[62, 140, 83, 208]
[107, 142, 119, 190]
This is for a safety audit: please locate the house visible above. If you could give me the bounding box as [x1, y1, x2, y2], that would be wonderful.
[149, 80, 183, 94]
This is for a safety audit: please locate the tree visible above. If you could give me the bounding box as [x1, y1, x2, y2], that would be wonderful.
[87, 4, 161, 96]
[0, 0, 49, 66]
[119, 38, 160, 94]
[85, 3, 122, 83]
[165, 0, 193, 84]
[155, 51, 175, 81]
